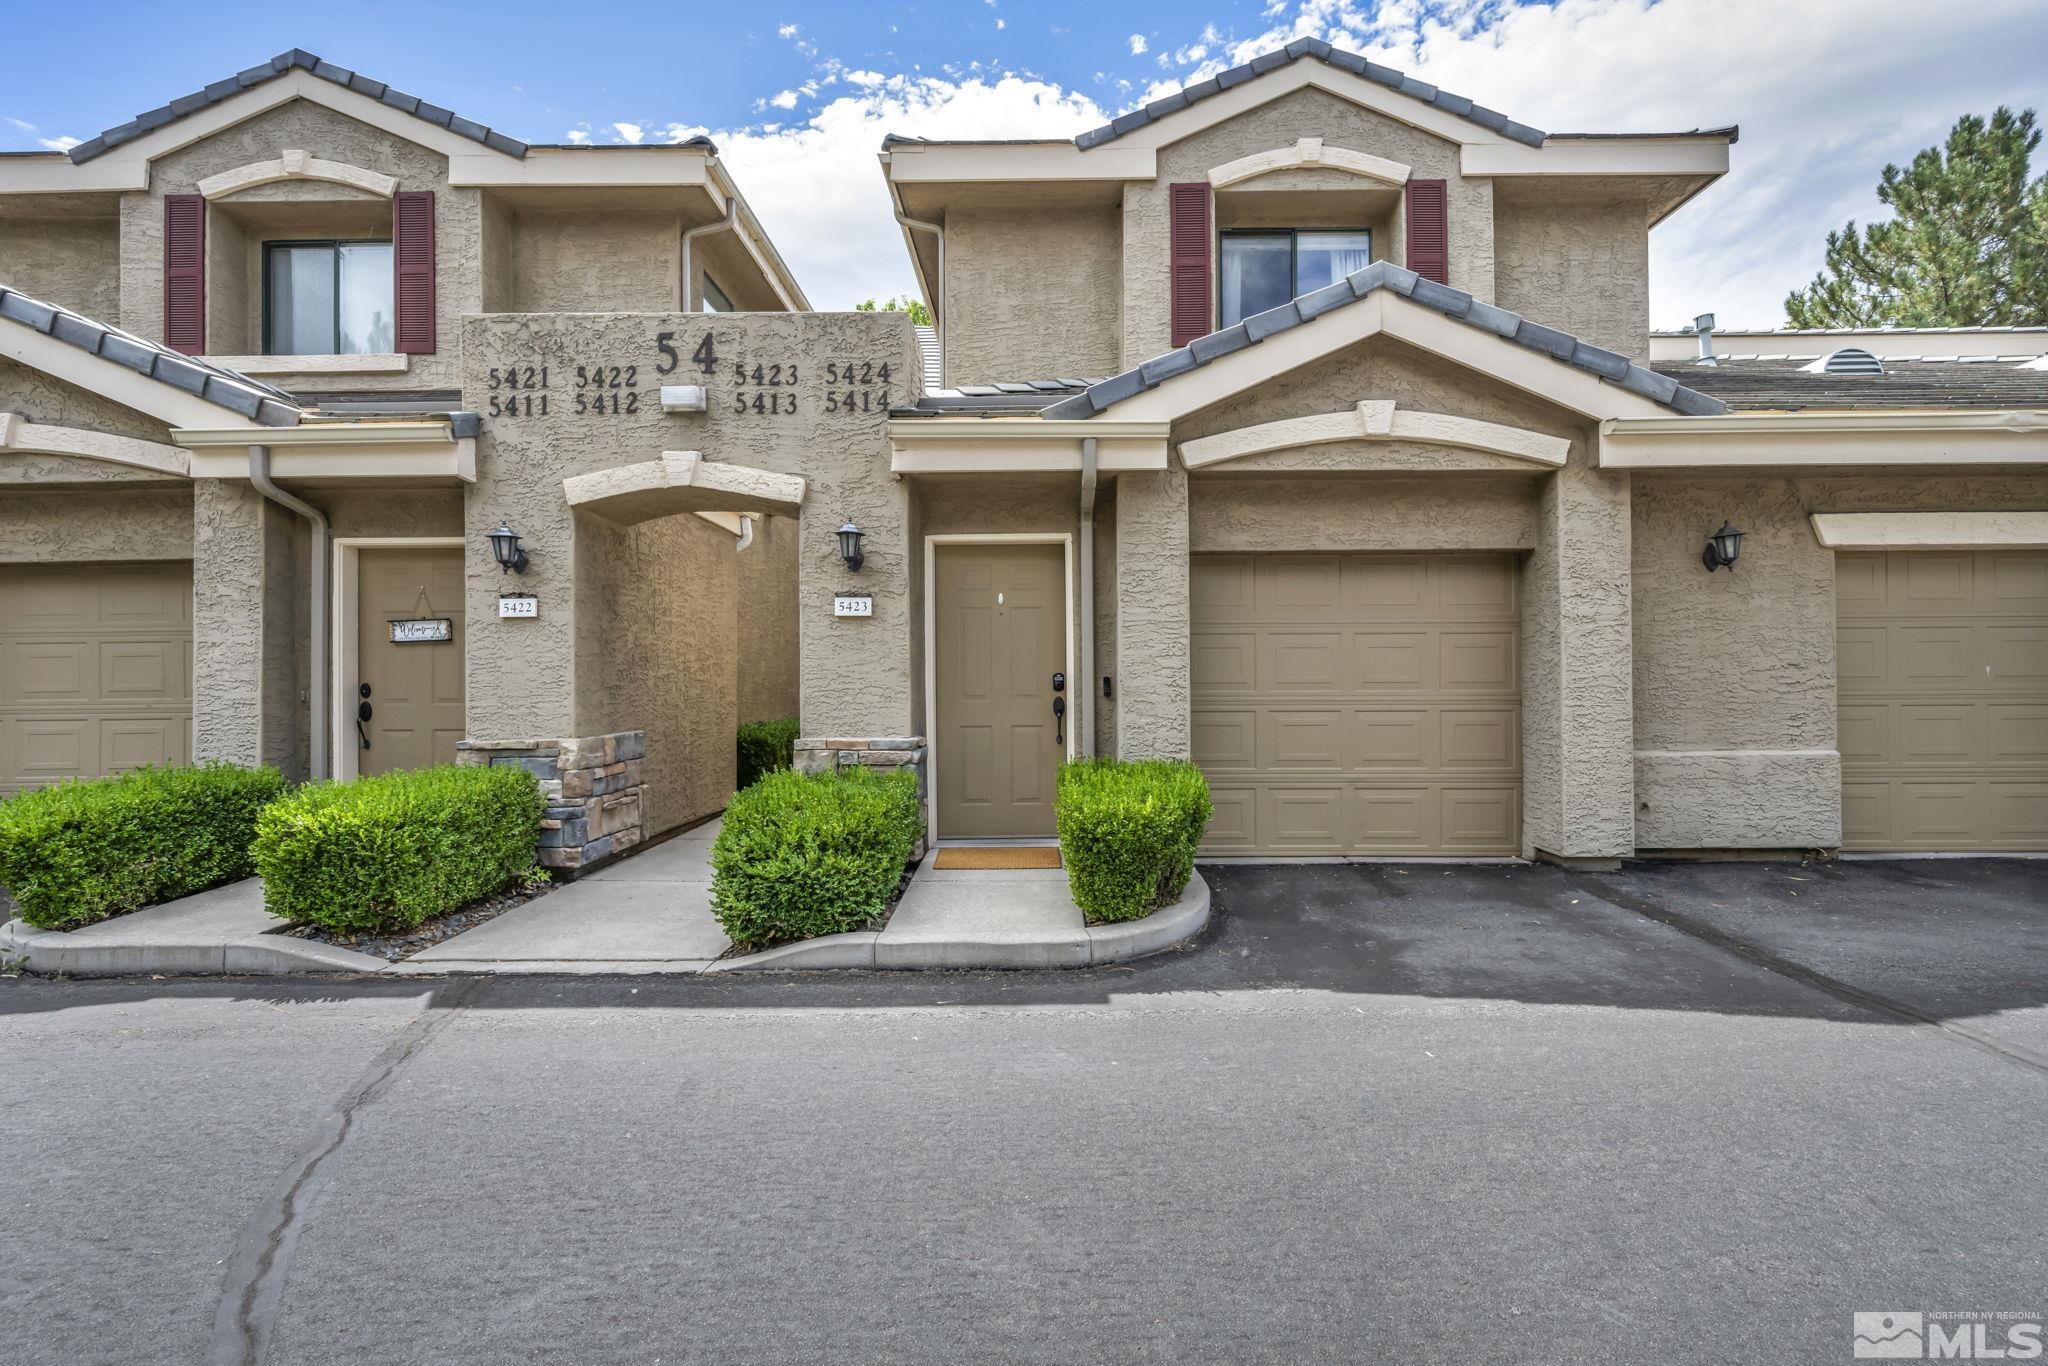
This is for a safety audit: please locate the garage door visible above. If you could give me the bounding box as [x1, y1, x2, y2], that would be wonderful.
[1838, 550, 2048, 851]
[0, 562, 192, 796]
[1192, 553, 1521, 855]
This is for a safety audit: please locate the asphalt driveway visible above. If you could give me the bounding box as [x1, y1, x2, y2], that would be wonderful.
[1, 855, 2042, 1366]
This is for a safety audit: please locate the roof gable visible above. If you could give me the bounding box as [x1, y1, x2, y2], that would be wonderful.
[68, 50, 527, 165]
[0, 286, 299, 428]
[1040, 262, 1725, 423]
[1074, 38, 1546, 153]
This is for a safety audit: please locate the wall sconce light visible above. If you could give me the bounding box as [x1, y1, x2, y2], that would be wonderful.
[488, 522, 530, 574]
[1701, 521, 1744, 573]
[837, 521, 865, 572]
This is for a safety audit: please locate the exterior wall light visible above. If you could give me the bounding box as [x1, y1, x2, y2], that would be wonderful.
[837, 521, 865, 572]
[1702, 521, 1744, 573]
[489, 522, 530, 574]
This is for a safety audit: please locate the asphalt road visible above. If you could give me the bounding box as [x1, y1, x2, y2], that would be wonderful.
[4, 857, 2044, 1365]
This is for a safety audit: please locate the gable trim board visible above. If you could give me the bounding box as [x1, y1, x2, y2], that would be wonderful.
[1209, 139, 1410, 190]
[0, 413, 189, 477]
[1040, 261, 1720, 425]
[198, 150, 398, 200]
[0, 287, 298, 429]
[1603, 408, 2048, 468]
[1180, 401, 1569, 469]
[1811, 512, 2048, 551]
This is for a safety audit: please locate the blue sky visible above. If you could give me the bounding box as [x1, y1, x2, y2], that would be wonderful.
[8, 1, 2048, 326]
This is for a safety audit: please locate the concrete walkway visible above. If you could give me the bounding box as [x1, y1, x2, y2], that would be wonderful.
[0, 879, 384, 975]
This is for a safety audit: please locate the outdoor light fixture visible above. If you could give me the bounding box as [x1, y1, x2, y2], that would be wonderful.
[837, 521, 865, 572]
[1701, 521, 1744, 573]
[488, 522, 530, 574]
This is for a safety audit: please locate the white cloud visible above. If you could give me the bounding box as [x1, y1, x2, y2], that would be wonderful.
[996, 17, 1005, 29]
[37, 135, 81, 152]
[5, 116, 36, 132]
[777, 23, 798, 38]
[611, 121, 645, 144]
[768, 89, 800, 110]
[1127, 34, 1147, 55]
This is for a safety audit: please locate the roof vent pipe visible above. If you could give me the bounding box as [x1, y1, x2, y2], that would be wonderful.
[1692, 312, 1718, 366]
[247, 445, 330, 781]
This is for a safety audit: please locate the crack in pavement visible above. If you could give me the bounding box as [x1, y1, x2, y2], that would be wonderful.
[1574, 873, 2048, 1080]
[205, 977, 487, 1366]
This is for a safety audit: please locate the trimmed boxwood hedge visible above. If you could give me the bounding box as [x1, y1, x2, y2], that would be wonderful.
[0, 764, 287, 931]
[252, 764, 544, 934]
[736, 717, 800, 790]
[710, 767, 920, 949]
[1055, 760, 1212, 923]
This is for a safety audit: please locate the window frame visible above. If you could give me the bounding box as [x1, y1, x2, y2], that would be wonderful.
[1217, 226, 1374, 329]
[701, 273, 736, 314]
[261, 238, 394, 356]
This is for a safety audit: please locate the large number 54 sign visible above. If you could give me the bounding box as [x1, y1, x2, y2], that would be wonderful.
[655, 330, 719, 376]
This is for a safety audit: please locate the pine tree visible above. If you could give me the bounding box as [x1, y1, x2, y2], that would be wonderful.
[1784, 107, 2048, 327]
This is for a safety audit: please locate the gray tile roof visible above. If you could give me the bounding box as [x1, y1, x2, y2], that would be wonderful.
[0, 285, 301, 427]
[1653, 358, 2048, 411]
[67, 50, 529, 164]
[1039, 261, 1726, 421]
[1072, 38, 1547, 152]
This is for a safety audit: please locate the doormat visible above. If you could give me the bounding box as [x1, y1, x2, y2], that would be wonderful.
[932, 846, 1063, 871]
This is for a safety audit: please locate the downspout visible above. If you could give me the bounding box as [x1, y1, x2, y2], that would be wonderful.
[247, 445, 329, 780]
[682, 193, 739, 311]
[1079, 437, 1098, 759]
[894, 211, 944, 381]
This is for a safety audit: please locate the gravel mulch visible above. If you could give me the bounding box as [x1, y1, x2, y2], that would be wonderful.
[274, 880, 555, 963]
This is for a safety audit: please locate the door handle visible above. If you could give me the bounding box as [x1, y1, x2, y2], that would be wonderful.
[1052, 695, 1066, 747]
[357, 683, 372, 750]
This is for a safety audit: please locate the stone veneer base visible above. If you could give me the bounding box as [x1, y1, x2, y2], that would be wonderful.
[457, 730, 649, 876]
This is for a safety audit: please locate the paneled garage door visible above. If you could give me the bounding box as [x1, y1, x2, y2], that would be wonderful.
[1837, 550, 2048, 851]
[1192, 553, 1521, 855]
[0, 562, 192, 796]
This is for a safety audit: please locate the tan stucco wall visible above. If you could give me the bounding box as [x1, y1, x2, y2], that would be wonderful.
[0, 211, 119, 322]
[1123, 88, 1491, 368]
[0, 485, 192, 562]
[1189, 473, 1538, 552]
[118, 100, 479, 392]
[943, 205, 1120, 386]
[574, 509, 738, 834]
[1493, 193, 1651, 362]
[191, 477, 305, 778]
[0, 358, 177, 445]
[1630, 470, 2048, 849]
[461, 311, 918, 777]
[510, 210, 682, 314]
[737, 513, 801, 724]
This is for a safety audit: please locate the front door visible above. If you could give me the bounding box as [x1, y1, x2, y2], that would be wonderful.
[356, 548, 466, 777]
[934, 542, 1067, 838]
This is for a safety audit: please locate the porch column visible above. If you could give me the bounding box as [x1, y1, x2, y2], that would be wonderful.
[1522, 460, 1635, 863]
[1113, 466, 1190, 761]
[191, 477, 306, 777]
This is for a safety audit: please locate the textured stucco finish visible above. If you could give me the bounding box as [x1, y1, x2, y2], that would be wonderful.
[462, 310, 914, 765]
[191, 478, 305, 777]
[0, 213, 119, 322]
[1123, 89, 1492, 367]
[0, 359, 177, 445]
[574, 510, 737, 834]
[1114, 467, 1191, 760]
[118, 101, 479, 393]
[1190, 474, 1537, 552]
[944, 206, 1120, 386]
[0, 486, 192, 562]
[511, 211, 682, 314]
[737, 514, 801, 724]
[1630, 470, 2048, 850]
[1493, 193, 1652, 362]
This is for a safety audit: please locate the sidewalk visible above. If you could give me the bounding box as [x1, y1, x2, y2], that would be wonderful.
[2, 819, 1209, 976]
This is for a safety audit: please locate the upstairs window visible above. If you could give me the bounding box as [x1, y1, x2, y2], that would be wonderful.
[1219, 229, 1372, 328]
[701, 274, 735, 313]
[264, 240, 394, 355]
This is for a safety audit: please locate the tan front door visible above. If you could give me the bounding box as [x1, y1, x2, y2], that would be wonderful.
[1192, 552, 1522, 855]
[933, 542, 1067, 838]
[0, 561, 192, 795]
[356, 548, 465, 777]
[1838, 549, 2048, 851]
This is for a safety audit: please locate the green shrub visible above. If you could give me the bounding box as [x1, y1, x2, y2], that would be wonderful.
[736, 717, 800, 790]
[711, 767, 920, 949]
[1056, 760, 1213, 923]
[252, 764, 544, 934]
[0, 764, 287, 931]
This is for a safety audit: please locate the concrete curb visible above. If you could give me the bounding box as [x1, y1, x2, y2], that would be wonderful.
[707, 874, 1209, 972]
[2, 916, 391, 977]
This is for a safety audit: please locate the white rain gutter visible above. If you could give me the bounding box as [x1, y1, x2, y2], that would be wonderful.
[894, 211, 944, 380]
[682, 194, 738, 312]
[1079, 436, 1098, 758]
[247, 445, 330, 780]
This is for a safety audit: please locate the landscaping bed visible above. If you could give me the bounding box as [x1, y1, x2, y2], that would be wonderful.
[274, 877, 553, 963]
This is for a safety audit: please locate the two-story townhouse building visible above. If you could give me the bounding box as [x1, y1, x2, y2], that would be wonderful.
[4, 40, 2044, 870]
[0, 51, 811, 865]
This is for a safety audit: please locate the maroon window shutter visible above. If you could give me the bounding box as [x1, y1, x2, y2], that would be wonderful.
[392, 190, 436, 354]
[163, 195, 206, 355]
[1168, 182, 1213, 347]
[1404, 179, 1449, 285]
